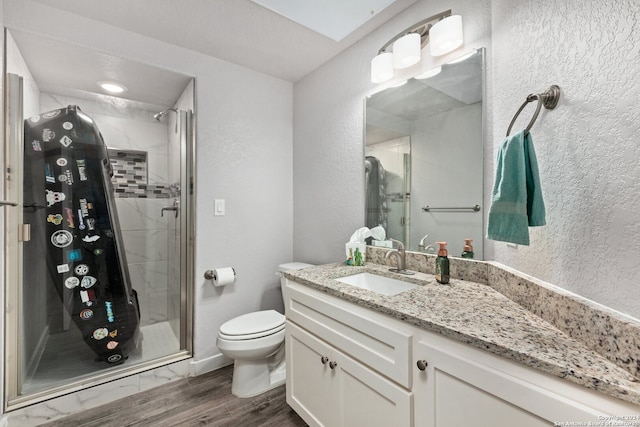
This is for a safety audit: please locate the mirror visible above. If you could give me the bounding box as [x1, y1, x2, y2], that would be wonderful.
[365, 48, 485, 259]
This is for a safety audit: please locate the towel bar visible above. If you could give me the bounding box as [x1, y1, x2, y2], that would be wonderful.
[422, 205, 481, 212]
[506, 85, 560, 136]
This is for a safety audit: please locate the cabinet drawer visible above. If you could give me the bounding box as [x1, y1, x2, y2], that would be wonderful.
[286, 281, 412, 388]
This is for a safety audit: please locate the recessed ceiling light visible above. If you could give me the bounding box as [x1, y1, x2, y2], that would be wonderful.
[97, 81, 127, 94]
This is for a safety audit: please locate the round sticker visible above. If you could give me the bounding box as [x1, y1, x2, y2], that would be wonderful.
[93, 328, 109, 340]
[51, 230, 73, 248]
[30, 115, 41, 123]
[58, 174, 67, 182]
[79, 309, 93, 320]
[56, 158, 68, 167]
[106, 341, 119, 350]
[42, 110, 60, 119]
[81, 275, 97, 289]
[107, 354, 122, 363]
[74, 264, 89, 276]
[63, 121, 73, 130]
[64, 276, 80, 289]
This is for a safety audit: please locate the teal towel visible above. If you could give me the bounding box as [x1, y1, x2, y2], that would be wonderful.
[487, 130, 546, 245]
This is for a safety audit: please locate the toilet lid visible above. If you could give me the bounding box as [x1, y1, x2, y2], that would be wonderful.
[220, 310, 285, 337]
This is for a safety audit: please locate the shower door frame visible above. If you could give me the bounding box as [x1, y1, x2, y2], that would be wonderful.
[2, 73, 196, 412]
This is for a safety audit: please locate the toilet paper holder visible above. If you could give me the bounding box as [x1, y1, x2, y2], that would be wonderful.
[204, 268, 236, 281]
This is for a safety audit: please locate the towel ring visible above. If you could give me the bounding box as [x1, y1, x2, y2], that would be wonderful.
[506, 85, 560, 136]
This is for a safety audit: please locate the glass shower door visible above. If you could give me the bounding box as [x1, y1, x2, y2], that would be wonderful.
[4, 72, 194, 410]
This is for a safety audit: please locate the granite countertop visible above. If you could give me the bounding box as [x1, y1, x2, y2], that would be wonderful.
[285, 262, 640, 406]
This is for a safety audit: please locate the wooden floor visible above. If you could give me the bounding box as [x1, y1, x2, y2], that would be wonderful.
[42, 365, 307, 427]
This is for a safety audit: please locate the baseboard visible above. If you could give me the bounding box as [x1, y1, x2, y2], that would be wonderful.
[189, 353, 233, 376]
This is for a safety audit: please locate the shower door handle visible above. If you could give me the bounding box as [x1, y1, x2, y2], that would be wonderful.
[161, 206, 179, 218]
[0, 200, 18, 207]
[161, 200, 180, 218]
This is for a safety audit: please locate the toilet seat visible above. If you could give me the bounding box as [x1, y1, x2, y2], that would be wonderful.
[219, 310, 285, 341]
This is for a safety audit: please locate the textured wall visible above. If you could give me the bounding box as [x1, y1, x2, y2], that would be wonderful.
[293, 0, 492, 264]
[294, 0, 640, 321]
[489, 0, 640, 319]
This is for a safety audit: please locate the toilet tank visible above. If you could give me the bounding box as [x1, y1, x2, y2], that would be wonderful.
[277, 262, 313, 293]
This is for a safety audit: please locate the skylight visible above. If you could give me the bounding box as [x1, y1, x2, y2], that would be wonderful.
[251, 0, 398, 41]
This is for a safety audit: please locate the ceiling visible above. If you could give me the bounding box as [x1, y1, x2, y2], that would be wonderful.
[10, 29, 194, 111]
[6, 0, 417, 111]
[29, 0, 417, 83]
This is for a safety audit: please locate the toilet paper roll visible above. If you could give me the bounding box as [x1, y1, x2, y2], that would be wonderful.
[212, 267, 235, 287]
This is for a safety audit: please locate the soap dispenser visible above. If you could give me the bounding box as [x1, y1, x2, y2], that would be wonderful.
[435, 242, 450, 284]
[461, 239, 474, 259]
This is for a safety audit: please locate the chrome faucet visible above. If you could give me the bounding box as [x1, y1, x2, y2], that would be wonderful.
[385, 238, 415, 275]
[418, 234, 435, 253]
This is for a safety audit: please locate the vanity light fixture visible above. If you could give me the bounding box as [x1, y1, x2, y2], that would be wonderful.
[97, 81, 127, 94]
[392, 33, 421, 69]
[429, 14, 463, 56]
[371, 10, 463, 83]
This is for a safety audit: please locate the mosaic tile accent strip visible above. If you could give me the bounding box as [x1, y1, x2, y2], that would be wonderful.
[109, 148, 147, 184]
[108, 148, 171, 198]
[113, 184, 172, 199]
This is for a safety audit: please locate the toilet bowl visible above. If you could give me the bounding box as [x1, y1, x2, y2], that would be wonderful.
[216, 262, 312, 398]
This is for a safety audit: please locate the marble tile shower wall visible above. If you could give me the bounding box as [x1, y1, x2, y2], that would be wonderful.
[110, 150, 174, 326]
[116, 198, 170, 326]
[167, 217, 181, 337]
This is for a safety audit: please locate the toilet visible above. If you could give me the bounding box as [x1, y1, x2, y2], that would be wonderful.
[216, 262, 313, 398]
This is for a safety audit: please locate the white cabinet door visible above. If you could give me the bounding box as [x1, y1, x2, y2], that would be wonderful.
[286, 321, 339, 427]
[413, 336, 613, 427]
[338, 346, 413, 427]
[287, 321, 413, 427]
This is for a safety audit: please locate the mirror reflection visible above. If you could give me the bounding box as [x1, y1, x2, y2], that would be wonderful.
[365, 48, 484, 258]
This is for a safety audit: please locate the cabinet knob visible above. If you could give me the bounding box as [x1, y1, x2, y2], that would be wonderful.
[321, 356, 329, 365]
[416, 360, 428, 371]
[329, 361, 338, 370]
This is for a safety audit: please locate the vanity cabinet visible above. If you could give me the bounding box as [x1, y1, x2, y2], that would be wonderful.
[285, 280, 414, 427]
[285, 279, 640, 427]
[287, 321, 412, 427]
[411, 331, 638, 426]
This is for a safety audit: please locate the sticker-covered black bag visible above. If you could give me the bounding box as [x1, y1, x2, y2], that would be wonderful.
[24, 105, 140, 365]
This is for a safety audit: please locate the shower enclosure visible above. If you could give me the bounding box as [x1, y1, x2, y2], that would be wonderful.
[3, 44, 195, 409]
[365, 137, 411, 246]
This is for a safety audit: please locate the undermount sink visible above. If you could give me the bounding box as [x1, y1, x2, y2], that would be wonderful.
[336, 272, 419, 296]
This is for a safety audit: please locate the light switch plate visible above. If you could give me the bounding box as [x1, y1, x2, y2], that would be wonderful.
[214, 199, 225, 216]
